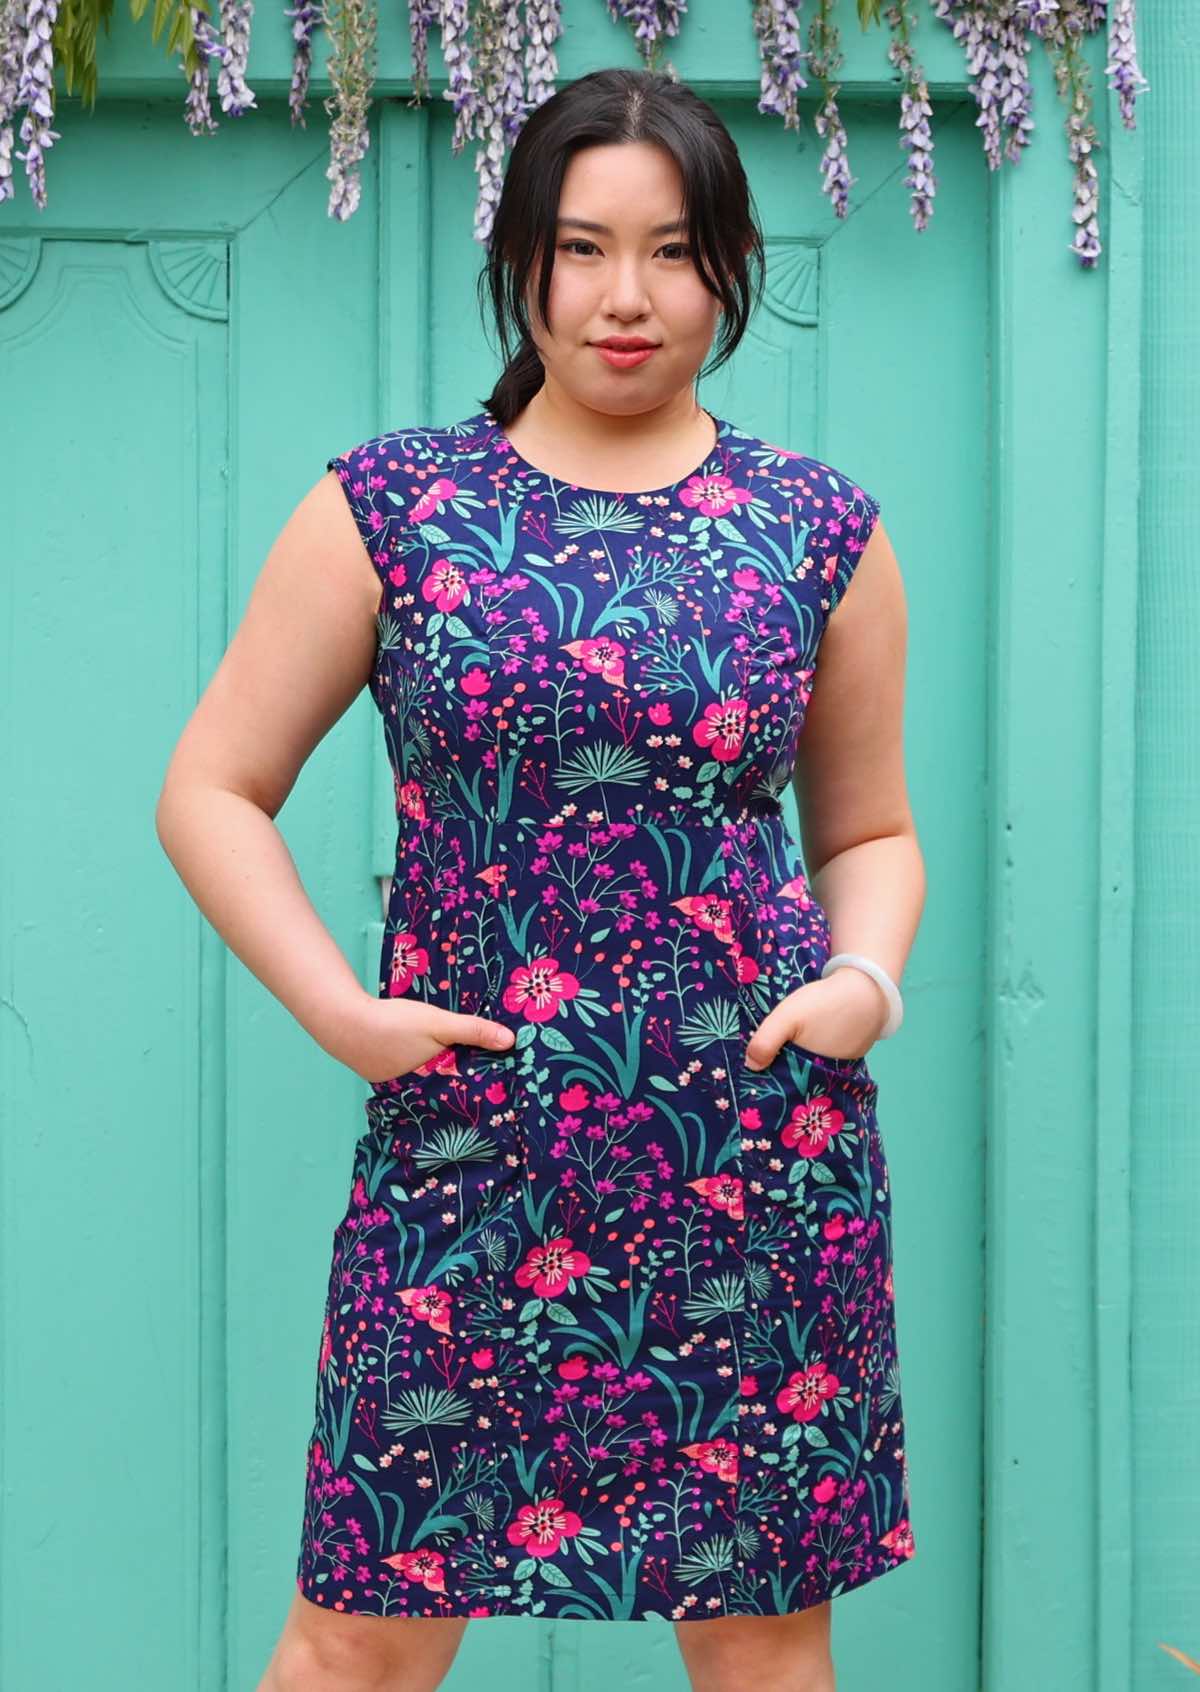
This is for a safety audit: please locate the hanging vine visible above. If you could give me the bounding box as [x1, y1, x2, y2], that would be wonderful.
[0, 0, 1149, 268]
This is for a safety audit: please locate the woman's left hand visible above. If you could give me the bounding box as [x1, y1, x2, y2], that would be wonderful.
[744, 965, 889, 1071]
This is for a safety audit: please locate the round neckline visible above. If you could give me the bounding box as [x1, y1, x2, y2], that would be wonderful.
[479, 405, 729, 499]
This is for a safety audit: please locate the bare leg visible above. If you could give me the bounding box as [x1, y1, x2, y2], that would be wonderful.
[255, 1589, 470, 1692]
[673, 1603, 835, 1692]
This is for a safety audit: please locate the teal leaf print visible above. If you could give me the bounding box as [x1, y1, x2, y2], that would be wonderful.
[554, 742, 652, 793]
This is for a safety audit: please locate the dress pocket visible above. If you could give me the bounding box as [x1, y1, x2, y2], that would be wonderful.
[776, 1037, 877, 1092]
[737, 1048, 879, 1222]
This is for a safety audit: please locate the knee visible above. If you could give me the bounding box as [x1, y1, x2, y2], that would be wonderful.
[674, 1605, 835, 1692]
[272, 1616, 395, 1692]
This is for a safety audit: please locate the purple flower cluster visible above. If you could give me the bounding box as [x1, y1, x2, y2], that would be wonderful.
[882, 2, 936, 231]
[604, 0, 687, 66]
[3, 0, 63, 211]
[183, 7, 219, 137]
[0, 0, 24, 205]
[930, 0, 1143, 267]
[191, 0, 257, 118]
[807, 0, 856, 220]
[283, 0, 323, 127]
[0, 0, 1154, 266]
[323, 0, 377, 221]
[406, 0, 441, 104]
[1105, 0, 1149, 131]
[753, 0, 808, 132]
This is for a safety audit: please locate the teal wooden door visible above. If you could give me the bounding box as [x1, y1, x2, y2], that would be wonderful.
[2, 84, 985, 1692]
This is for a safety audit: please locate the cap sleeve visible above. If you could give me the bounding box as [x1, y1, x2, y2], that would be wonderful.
[326, 437, 394, 590]
[809, 461, 881, 622]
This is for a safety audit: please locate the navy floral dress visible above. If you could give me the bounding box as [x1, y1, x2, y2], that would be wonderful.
[296, 406, 916, 1622]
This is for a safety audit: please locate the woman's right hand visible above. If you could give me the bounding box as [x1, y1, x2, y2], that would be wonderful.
[334, 991, 518, 1085]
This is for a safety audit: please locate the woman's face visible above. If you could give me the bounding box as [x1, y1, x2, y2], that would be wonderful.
[522, 140, 723, 417]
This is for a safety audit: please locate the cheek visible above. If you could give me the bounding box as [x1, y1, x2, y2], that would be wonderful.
[535, 269, 592, 345]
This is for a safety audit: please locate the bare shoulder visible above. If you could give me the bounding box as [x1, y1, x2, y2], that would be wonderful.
[157, 470, 384, 818]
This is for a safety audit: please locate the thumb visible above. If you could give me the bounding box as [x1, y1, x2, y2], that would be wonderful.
[744, 1007, 794, 1071]
[446, 1013, 517, 1052]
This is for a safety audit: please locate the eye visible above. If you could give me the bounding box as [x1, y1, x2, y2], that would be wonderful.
[556, 240, 693, 260]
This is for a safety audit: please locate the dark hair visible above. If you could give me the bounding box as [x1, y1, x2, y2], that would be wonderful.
[476, 66, 765, 427]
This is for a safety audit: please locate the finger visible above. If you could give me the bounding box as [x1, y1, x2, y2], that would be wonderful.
[744, 1010, 797, 1071]
[447, 1013, 517, 1051]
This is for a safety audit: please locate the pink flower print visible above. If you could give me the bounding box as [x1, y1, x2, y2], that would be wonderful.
[562, 634, 628, 688]
[501, 956, 581, 1022]
[691, 696, 748, 762]
[410, 477, 462, 523]
[731, 565, 765, 592]
[739, 1372, 759, 1398]
[380, 1546, 448, 1591]
[421, 557, 470, 614]
[812, 1474, 839, 1505]
[505, 1496, 584, 1558]
[559, 1080, 591, 1112]
[729, 942, 760, 986]
[880, 1518, 917, 1560]
[318, 1312, 332, 1373]
[476, 861, 513, 897]
[780, 1093, 845, 1158]
[515, 1236, 593, 1298]
[388, 932, 430, 995]
[671, 892, 735, 946]
[472, 1347, 495, 1368]
[557, 1354, 590, 1381]
[687, 1172, 745, 1223]
[775, 1361, 842, 1423]
[777, 872, 815, 911]
[398, 1283, 454, 1336]
[678, 474, 755, 517]
[460, 666, 492, 698]
[408, 1046, 462, 1082]
[648, 701, 672, 726]
[679, 1436, 739, 1484]
[396, 777, 428, 823]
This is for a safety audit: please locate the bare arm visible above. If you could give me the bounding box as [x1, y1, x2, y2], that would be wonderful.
[154, 470, 517, 1084]
[745, 518, 926, 1067]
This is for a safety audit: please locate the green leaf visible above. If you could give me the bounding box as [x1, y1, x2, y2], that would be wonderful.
[512, 1557, 538, 1580]
[544, 1301, 575, 1323]
[537, 1558, 572, 1587]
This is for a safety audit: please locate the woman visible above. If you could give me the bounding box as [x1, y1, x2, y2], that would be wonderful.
[157, 64, 924, 1692]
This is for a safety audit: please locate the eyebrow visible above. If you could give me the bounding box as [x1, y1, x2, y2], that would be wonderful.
[556, 218, 688, 236]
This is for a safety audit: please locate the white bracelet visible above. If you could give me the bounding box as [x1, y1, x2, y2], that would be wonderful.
[820, 951, 904, 1039]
